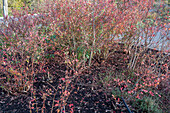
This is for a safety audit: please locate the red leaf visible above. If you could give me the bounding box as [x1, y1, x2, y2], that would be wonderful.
[69, 104, 74, 107]
[61, 78, 65, 81]
[55, 104, 59, 107]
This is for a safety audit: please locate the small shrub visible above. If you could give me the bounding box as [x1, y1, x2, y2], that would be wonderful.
[131, 96, 162, 113]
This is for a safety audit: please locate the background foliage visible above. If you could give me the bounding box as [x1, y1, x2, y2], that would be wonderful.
[0, 0, 44, 16]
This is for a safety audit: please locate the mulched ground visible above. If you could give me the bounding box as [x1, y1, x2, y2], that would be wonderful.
[0, 44, 169, 113]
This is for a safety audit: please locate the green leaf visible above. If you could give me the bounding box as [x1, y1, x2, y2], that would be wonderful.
[45, 39, 50, 43]
[86, 54, 89, 59]
[98, 49, 101, 54]
[51, 54, 55, 58]
[6, 43, 11, 47]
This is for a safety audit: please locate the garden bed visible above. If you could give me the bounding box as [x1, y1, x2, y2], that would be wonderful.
[0, 44, 169, 113]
